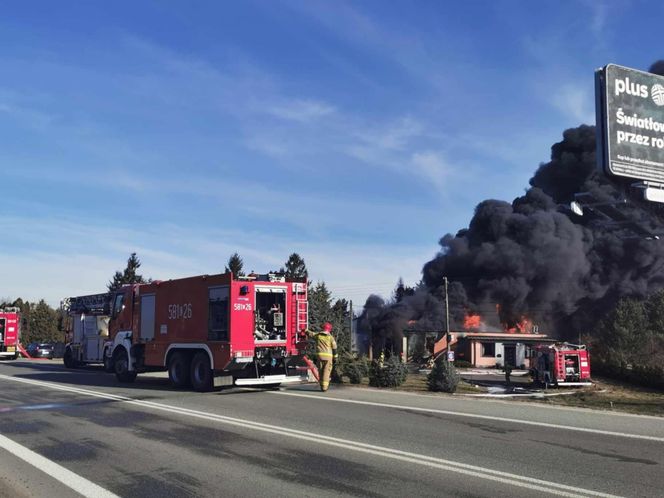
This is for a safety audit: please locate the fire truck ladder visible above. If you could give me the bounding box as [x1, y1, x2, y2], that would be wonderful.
[292, 283, 318, 380]
[555, 353, 566, 382]
[293, 283, 308, 333]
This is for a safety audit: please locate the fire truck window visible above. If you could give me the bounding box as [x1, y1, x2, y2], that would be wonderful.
[0, 319, 4, 340]
[481, 342, 495, 357]
[208, 286, 229, 341]
[112, 294, 124, 318]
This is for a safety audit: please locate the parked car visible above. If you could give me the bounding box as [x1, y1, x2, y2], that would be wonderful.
[27, 343, 55, 359]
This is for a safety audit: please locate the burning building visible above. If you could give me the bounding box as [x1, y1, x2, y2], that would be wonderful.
[403, 310, 551, 368]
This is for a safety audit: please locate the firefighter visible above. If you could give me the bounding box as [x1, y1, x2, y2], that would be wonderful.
[308, 322, 338, 392]
[504, 363, 512, 387]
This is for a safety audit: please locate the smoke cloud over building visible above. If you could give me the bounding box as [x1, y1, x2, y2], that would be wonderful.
[362, 61, 664, 351]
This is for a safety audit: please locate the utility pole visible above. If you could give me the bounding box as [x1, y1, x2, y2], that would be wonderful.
[349, 300, 354, 353]
[444, 276, 450, 363]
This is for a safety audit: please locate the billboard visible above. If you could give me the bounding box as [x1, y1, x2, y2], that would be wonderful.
[596, 64, 664, 183]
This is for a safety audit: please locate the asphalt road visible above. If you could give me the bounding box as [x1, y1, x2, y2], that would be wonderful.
[0, 360, 663, 497]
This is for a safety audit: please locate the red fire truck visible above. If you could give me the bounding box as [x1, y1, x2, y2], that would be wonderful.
[0, 307, 21, 360]
[531, 343, 592, 387]
[99, 272, 308, 391]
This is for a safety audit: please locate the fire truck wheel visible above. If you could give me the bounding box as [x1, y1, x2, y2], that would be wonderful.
[63, 347, 78, 369]
[103, 353, 114, 373]
[114, 349, 137, 383]
[168, 352, 192, 388]
[190, 352, 213, 392]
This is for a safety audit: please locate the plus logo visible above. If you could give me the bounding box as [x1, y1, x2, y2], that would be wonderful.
[651, 84, 664, 106]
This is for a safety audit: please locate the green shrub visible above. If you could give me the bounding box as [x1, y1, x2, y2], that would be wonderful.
[347, 357, 370, 384]
[336, 354, 369, 384]
[331, 364, 343, 384]
[627, 364, 664, 389]
[453, 360, 472, 369]
[427, 359, 460, 393]
[592, 358, 625, 378]
[368, 356, 408, 388]
[592, 357, 664, 389]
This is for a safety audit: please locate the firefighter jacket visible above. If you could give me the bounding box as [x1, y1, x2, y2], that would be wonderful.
[308, 331, 338, 361]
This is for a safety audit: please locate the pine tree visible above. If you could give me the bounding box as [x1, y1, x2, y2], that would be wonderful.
[281, 253, 308, 279]
[331, 298, 351, 353]
[427, 359, 460, 392]
[108, 253, 147, 292]
[393, 277, 405, 303]
[392, 277, 415, 303]
[308, 282, 332, 333]
[308, 282, 351, 354]
[225, 252, 244, 277]
[27, 300, 61, 344]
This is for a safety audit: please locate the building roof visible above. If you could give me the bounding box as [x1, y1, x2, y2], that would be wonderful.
[455, 332, 555, 344]
[403, 329, 550, 340]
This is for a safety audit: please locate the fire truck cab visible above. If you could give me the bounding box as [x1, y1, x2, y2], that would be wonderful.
[104, 272, 308, 391]
[0, 307, 21, 360]
[531, 343, 592, 387]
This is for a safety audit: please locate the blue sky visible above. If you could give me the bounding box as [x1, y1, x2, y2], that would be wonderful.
[1, 0, 662, 308]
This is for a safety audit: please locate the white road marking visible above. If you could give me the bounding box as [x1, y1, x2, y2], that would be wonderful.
[341, 384, 664, 420]
[0, 433, 119, 498]
[0, 374, 621, 498]
[270, 390, 664, 442]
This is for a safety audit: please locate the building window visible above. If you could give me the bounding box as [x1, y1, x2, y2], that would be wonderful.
[481, 342, 495, 357]
[208, 286, 229, 341]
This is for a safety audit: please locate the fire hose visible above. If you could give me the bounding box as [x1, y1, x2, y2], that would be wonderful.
[302, 355, 320, 381]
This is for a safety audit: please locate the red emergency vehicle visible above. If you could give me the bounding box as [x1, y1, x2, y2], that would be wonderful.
[0, 307, 21, 360]
[531, 343, 592, 387]
[102, 272, 308, 390]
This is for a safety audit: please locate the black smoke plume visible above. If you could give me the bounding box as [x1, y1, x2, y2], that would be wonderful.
[362, 62, 664, 351]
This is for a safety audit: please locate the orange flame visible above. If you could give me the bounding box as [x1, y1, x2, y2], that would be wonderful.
[505, 317, 533, 334]
[495, 304, 535, 333]
[463, 313, 482, 330]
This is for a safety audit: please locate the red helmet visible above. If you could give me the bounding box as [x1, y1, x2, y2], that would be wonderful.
[323, 322, 333, 332]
